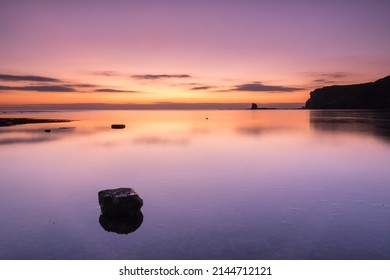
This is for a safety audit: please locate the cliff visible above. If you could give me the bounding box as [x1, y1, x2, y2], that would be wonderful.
[305, 76, 390, 109]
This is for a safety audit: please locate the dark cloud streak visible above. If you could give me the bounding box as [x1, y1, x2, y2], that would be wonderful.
[312, 79, 336, 84]
[65, 84, 97, 88]
[230, 82, 304, 92]
[92, 71, 121, 77]
[320, 72, 350, 79]
[191, 86, 213, 90]
[94, 88, 138, 93]
[132, 74, 191, 79]
[0, 85, 75, 92]
[0, 74, 61, 82]
[307, 72, 352, 84]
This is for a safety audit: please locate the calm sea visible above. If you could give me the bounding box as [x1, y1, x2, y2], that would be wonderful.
[1, 110, 390, 259]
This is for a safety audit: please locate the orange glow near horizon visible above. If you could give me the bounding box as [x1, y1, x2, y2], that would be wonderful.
[1, 1, 389, 109]
[0, 87, 309, 107]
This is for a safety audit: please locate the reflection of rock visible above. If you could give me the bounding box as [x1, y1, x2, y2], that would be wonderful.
[99, 211, 143, 234]
[98, 188, 144, 234]
[111, 124, 126, 129]
[310, 110, 390, 141]
[98, 188, 143, 217]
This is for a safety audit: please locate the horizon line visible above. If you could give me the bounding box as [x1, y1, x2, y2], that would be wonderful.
[0, 102, 304, 111]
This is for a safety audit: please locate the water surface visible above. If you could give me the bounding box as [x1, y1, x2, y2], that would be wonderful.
[1, 110, 390, 259]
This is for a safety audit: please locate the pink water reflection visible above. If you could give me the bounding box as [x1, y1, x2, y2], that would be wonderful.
[1, 110, 390, 259]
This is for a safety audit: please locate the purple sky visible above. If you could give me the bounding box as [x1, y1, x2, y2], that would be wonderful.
[1, 0, 389, 108]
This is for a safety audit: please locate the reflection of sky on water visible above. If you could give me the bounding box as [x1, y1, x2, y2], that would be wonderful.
[0, 110, 308, 146]
[0, 126, 76, 145]
[1, 110, 390, 259]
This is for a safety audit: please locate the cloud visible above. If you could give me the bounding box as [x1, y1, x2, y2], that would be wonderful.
[94, 88, 138, 93]
[91, 71, 121, 77]
[0, 85, 75, 92]
[306, 72, 351, 79]
[132, 74, 191, 79]
[191, 86, 213, 90]
[312, 79, 336, 84]
[0, 74, 61, 82]
[230, 82, 304, 92]
[320, 72, 350, 79]
[307, 72, 352, 84]
[65, 84, 97, 88]
[0, 72, 138, 93]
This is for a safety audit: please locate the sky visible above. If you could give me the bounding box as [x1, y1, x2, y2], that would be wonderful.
[1, 0, 390, 109]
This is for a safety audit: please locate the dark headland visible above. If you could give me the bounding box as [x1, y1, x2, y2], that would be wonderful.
[305, 75, 390, 109]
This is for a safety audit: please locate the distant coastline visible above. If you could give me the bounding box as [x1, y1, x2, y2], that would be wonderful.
[0, 102, 304, 111]
[5, 73, 390, 113]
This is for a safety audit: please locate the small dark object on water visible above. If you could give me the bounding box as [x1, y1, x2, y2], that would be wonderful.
[44, 129, 51, 133]
[250, 103, 258, 110]
[111, 124, 126, 129]
[98, 188, 143, 217]
[206, 117, 208, 120]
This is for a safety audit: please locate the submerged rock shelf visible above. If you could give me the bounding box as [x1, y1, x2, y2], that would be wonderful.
[0, 118, 72, 127]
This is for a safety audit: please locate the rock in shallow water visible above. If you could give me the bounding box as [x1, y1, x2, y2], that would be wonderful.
[98, 188, 143, 217]
[111, 124, 126, 129]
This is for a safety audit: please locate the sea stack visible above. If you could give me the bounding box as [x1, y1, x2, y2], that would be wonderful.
[251, 103, 258, 110]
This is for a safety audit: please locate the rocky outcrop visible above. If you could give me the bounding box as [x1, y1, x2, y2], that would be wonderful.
[305, 76, 390, 109]
[98, 188, 144, 234]
[111, 124, 126, 129]
[0, 118, 71, 127]
[98, 188, 143, 217]
[248, 103, 276, 110]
